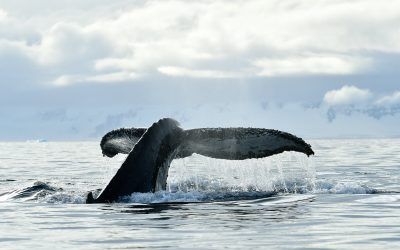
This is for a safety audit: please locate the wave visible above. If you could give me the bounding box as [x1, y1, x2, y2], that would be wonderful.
[313, 181, 379, 194]
[0, 177, 394, 204]
[0, 181, 61, 202]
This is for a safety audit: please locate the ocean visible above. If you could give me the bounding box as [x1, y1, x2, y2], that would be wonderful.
[0, 139, 399, 249]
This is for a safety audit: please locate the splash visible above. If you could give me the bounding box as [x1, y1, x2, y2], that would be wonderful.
[0, 152, 387, 204]
[168, 153, 316, 194]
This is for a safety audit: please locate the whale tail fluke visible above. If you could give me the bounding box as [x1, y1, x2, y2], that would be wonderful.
[100, 126, 314, 160]
[92, 118, 314, 203]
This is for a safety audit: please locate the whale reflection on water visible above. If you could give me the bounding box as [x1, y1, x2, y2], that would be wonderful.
[97, 194, 316, 231]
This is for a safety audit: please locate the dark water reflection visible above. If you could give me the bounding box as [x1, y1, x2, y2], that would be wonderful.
[121, 202, 191, 215]
[106, 194, 315, 229]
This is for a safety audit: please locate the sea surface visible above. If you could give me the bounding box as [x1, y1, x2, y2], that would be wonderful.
[0, 139, 399, 249]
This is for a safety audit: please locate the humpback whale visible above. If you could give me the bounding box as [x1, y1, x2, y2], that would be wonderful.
[87, 118, 314, 203]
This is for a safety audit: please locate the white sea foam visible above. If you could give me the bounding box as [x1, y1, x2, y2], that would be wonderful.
[36, 179, 381, 204]
[313, 181, 378, 194]
[41, 192, 87, 204]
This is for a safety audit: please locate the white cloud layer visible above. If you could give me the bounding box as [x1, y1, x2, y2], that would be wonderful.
[323, 85, 372, 106]
[1, 0, 400, 85]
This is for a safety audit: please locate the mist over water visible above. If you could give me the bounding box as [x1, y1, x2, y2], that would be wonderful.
[1, 139, 400, 249]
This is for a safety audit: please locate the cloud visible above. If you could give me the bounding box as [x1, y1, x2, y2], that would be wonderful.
[322, 86, 400, 121]
[94, 58, 136, 72]
[254, 55, 371, 76]
[323, 85, 372, 106]
[157, 66, 241, 78]
[0, 9, 7, 21]
[2, 0, 400, 86]
[376, 91, 400, 106]
[33, 22, 114, 67]
[53, 72, 137, 86]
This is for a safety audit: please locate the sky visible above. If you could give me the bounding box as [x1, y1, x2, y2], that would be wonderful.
[0, 0, 399, 140]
